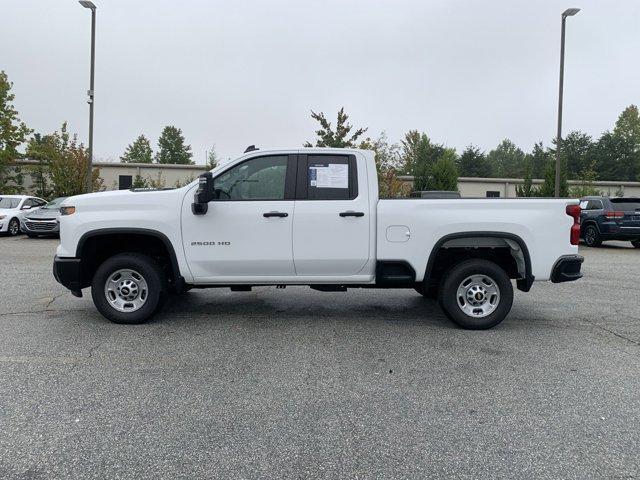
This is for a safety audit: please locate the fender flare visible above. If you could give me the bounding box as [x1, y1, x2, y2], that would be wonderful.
[76, 228, 182, 286]
[424, 231, 534, 292]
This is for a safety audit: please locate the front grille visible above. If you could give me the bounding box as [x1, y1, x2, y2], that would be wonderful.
[25, 221, 57, 231]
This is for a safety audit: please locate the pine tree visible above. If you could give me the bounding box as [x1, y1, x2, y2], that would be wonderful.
[155, 126, 193, 164]
[428, 150, 459, 191]
[121, 135, 153, 163]
[206, 145, 219, 169]
[515, 158, 534, 197]
[457, 145, 493, 177]
[538, 159, 568, 197]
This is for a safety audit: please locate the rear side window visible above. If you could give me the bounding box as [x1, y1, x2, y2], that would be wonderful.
[610, 199, 640, 211]
[303, 155, 357, 200]
[586, 200, 603, 210]
[0, 197, 20, 208]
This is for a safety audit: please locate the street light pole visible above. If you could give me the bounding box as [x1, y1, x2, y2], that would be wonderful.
[555, 7, 580, 197]
[79, 1, 97, 193]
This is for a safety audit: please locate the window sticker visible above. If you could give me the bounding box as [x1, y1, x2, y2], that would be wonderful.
[309, 163, 348, 189]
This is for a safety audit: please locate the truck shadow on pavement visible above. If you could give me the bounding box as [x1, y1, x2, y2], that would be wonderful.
[157, 289, 460, 330]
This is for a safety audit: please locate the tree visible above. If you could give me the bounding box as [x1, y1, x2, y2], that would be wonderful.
[359, 133, 410, 198]
[0, 70, 32, 193]
[570, 161, 601, 197]
[132, 174, 149, 189]
[147, 171, 166, 189]
[487, 139, 526, 178]
[558, 131, 593, 179]
[206, 145, 219, 169]
[515, 158, 535, 197]
[25, 133, 54, 198]
[26, 123, 103, 197]
[304, 107, 367, 148]
[428, 150, 459, 191]
[155, 126, 193, 164]
[529, 142, 549, 179]
[411, 133, 448, 191]
[457, 145, 493, 177]
[121, 134, 153, 163]
[400, 130, 422, 175]
[613, 104, 640, 145]
[538, 159, 568, 197]
[611, 104, 640, 181]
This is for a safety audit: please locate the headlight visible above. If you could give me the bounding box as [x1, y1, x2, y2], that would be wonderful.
[60, 206, 76, 216]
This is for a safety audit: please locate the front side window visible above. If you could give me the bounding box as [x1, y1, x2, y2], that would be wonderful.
[214, 156, 288, 200]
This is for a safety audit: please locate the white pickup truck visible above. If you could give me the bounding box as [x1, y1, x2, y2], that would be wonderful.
[53, 148, 583, 329]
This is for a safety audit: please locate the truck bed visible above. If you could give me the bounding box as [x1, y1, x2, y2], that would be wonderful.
[376, 198, 579, 282]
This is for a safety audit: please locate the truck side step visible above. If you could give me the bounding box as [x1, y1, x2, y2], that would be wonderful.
[310, 285, 347, 292]
[230, 286, 252, 292]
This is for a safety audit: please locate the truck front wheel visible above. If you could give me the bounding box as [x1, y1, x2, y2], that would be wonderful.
[438, 259, 513, 330]
[91, 253, 167, 324]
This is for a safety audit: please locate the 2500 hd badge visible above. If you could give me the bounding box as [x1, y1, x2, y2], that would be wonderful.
[191, 241, 231, 246]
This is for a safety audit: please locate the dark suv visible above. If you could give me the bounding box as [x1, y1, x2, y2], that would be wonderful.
[580, 196, 640, 248]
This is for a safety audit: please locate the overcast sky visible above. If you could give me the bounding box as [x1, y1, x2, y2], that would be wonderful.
[2, 0, 639, 164]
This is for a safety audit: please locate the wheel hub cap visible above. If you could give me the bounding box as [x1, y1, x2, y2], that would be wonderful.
[104, 269, 148, 313]
[456, 274, 500, 318]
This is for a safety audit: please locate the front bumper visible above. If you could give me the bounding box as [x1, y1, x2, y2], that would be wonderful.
[550, 255, 584, 283]
[53, 256, 83, 297]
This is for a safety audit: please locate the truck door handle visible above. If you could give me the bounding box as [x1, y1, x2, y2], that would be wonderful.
[339, 211, 365, 217]
[263, 211, 288, 218]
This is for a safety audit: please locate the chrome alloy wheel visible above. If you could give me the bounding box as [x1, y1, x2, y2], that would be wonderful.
[584, 226, 597, 246]
[9, 219, 19, 235]
[104, 269, 149, 313]
[456, 274, 501, 318]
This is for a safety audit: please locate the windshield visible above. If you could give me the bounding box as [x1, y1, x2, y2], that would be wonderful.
[0, 197, 20, 209]
[43, 197, 67, 209]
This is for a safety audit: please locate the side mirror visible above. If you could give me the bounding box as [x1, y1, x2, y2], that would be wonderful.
[192, 172, 214, 215]
[22, 205, 32, 210]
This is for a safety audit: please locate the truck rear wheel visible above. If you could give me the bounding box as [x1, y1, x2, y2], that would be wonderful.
[91, 253, 167, 324]
[438, 259, 513, 330]
[632, 240, 640, 249]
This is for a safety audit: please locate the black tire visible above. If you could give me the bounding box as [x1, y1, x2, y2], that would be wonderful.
[438, 259, 513, 330]
[632, 240, 640, 249]
[91, 253, 167, 324]
[414, 283, 438, 299]
[7, 218, 20, 236]
[583, 224, 602, 247]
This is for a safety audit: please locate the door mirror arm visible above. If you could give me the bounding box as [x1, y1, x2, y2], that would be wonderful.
[192, 172, 215, 215]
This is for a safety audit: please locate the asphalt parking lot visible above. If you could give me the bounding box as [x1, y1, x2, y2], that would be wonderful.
[0, 236, 638, 479]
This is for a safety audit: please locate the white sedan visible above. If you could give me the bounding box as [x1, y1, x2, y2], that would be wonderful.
[0, 195, 47, 236]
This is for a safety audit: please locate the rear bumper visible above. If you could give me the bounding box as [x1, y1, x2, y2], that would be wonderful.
[53, 256, 83, 297]
[550, 255, 584, 283]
